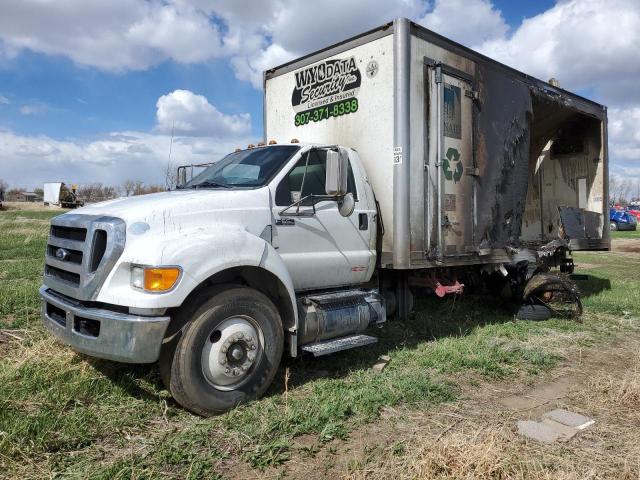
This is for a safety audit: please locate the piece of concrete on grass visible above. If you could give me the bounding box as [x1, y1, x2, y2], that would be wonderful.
[542, 409, 595, 430]
[518, 409, 594, 444]
[541, 419, 579, 441]
[517, 420, 561, 444]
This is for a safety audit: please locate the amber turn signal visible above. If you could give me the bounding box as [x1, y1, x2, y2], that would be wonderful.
[143, 267, 181, 292]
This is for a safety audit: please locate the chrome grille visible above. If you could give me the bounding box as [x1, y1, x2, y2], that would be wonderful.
[44, 214, 126, 301]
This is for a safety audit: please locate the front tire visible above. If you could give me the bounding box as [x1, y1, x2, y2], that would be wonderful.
[164, 287, 283, 416]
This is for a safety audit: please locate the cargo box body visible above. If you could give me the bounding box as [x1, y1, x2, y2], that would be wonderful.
[265, 19, 609, 270]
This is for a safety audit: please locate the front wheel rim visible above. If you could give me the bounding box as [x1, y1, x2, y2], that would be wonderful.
[201, 315, 264, 391]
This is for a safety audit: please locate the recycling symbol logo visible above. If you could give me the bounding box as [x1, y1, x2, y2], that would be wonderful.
[443, 147, 464, 183]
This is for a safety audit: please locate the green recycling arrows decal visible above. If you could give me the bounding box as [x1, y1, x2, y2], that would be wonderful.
[443, 147, 464, 183]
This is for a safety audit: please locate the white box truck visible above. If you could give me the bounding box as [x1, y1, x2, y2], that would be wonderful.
[40, 19, 608, 415]
[43, 182, 84, 208]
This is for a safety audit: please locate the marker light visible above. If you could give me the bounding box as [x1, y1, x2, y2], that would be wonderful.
[268, 139, 277, 145]
[131, 266, 181, 292]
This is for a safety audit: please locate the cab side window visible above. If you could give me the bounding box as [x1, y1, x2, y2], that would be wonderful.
[275, 149, 358, 206]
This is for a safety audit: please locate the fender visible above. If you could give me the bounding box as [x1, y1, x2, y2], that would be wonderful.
[95, 226, 298, 333]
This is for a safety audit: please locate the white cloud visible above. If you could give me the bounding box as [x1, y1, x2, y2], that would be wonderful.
[155, 89, 251, 137]
[0, 95, 9, 105]
[418, 0, 508, 46]
[19, 102, 48, 115]
[230, 44, 293, 89]
[478, 0, 640, 105]
[0, 1, 223, 71]
[2, 0, 640, 183]
[474, 0, 640, 165]
[0, 89, 254, 189]
[0, 129, 252, 189]
[609, 107, 640, 161]
[225, 0, 423, 87]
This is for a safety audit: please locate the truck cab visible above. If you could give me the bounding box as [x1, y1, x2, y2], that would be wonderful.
[41, 143, 385, 415]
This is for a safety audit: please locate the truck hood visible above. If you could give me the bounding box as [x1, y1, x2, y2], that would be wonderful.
[70, 188, 272, 236]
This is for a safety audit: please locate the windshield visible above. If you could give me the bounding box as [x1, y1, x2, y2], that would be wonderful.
[183, 145, 300, 189]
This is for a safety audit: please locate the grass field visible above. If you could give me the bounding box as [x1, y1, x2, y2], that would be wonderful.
[0, 208, 638, 479]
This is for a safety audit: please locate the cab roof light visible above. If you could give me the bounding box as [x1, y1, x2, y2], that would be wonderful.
[268, 139, 277, 145]
[257, 141, 266, 146]
[291, 138, 299, 143]
[247, 143, 255, 149]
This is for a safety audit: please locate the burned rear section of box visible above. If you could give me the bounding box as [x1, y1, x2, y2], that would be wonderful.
[264, 19, 609, 270]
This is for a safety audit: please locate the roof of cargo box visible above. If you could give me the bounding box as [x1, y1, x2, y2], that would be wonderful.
[264, 18, 606, 119]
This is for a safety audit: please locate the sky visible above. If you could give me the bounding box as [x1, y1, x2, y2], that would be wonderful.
[0, 0, 638, 190]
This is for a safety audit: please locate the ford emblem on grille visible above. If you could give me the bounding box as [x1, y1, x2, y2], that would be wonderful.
[56, 248, 70, 261]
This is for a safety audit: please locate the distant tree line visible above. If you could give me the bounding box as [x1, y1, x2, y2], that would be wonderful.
[0, 178, 169, 204]
[610, 176, 640, 206]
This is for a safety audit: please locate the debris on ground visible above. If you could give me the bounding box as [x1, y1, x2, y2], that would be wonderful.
[517, 409, 594, 444]
[372, 355, 391, 373]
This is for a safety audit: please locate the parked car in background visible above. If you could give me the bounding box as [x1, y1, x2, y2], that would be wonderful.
[626, 203, 640, 221]
[610, 207, 637, 231]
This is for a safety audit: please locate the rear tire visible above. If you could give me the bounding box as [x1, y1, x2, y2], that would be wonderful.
[162, 286, 283, 416]
[516, 304, 552, 321]
[610, 221, 618, 231]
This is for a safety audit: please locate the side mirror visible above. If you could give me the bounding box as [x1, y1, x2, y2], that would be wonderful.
[325, 149, 348, 197]
[338, 192, 355, 217]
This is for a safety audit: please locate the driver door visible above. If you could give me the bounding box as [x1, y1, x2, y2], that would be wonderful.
[271, 148, 374, 291]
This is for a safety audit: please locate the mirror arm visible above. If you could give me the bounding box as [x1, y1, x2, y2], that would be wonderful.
[278, 194, 343, 217]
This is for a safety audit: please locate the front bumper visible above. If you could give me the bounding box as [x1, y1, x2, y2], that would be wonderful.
[40, 286, 170, 363]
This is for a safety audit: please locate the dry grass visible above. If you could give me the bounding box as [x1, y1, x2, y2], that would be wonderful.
[345, 335, 640, 480]
[1, 201, 63, 212]
[2, 204, 640, 479]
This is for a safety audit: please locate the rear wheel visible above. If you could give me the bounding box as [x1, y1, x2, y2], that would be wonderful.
[610, 221, 618, 231]
[162, 286, 283, 416]
[522, 273, 582, 320]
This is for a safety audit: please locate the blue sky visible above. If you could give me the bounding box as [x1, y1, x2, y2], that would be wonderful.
[0, 0, 638, 189]
[0, 53, 260, 138]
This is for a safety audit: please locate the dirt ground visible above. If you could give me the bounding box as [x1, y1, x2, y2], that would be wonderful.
[218, 237, 640, 480]
[220, 330, 640, 479]
[611, 238, 640, 254]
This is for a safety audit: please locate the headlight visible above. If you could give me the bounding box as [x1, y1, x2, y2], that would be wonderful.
[131, 265, 181, 292]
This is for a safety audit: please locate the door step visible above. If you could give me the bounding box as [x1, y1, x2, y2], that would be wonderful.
[300, 334, 378, 357]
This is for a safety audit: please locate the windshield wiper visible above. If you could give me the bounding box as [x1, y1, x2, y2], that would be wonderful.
[190, 180, 232, 189]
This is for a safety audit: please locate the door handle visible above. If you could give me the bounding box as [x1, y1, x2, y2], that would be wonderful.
[359, 213, 368, 230]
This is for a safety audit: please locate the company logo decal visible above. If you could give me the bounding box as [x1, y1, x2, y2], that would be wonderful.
[292, 56, 361, 126]
[443, 147, 464, 183]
